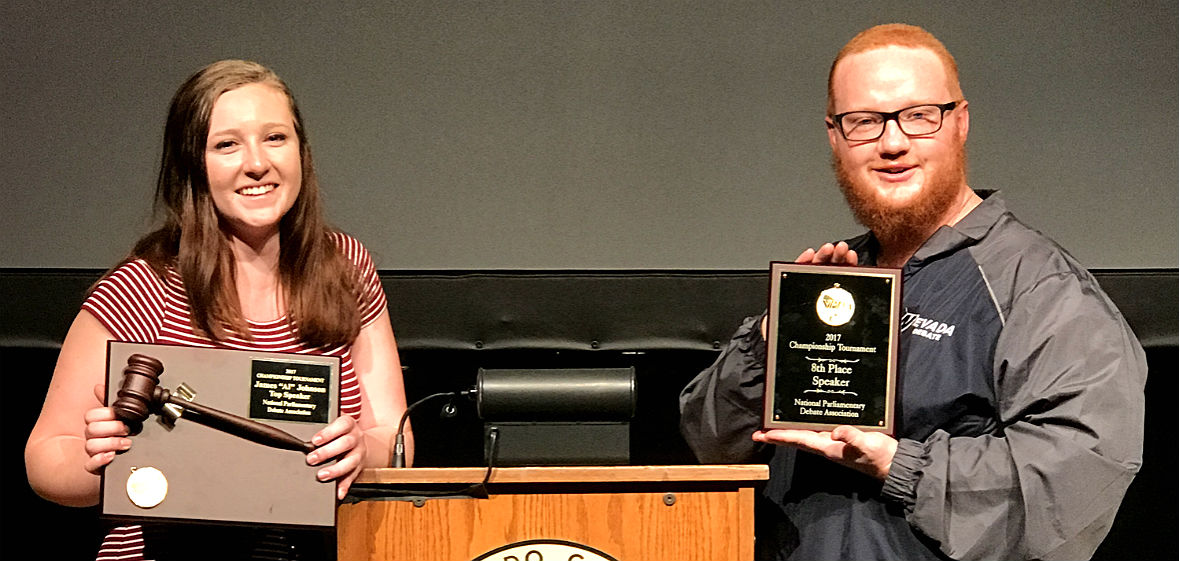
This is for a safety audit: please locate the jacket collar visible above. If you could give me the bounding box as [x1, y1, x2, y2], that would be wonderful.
[846, 190, 1006, 270]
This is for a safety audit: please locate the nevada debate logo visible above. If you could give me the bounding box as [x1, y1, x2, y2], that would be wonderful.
[900, 311, 956, 342]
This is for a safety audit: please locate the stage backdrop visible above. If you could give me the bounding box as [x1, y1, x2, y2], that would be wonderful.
[1, 1, 1176, 269]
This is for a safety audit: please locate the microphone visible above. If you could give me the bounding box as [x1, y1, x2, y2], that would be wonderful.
[391, 388, 476, 468]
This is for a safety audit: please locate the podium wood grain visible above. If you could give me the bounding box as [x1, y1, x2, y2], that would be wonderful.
[338, 465, 766, 561]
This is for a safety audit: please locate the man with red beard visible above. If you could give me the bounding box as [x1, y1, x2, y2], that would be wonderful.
[679, 24, 1146, 560]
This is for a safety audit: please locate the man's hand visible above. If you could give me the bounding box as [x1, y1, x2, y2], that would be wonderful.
[752, 425, 897, 481]
[796, 241, 859, 266]
[762, 241, 861, 339]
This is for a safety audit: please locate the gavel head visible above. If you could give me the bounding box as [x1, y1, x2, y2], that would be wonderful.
[112, 354, 166, 434]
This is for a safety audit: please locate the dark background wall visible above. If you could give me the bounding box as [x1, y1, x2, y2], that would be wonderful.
[1, 1, 1176, 270]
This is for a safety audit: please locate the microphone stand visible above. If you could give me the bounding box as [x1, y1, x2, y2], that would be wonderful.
[391, 389, 475, 468]
[345, 387, 500, 501]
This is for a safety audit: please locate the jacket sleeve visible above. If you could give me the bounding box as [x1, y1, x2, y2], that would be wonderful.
[679, 313, 774, 464]
[880, 270, 1147, 561]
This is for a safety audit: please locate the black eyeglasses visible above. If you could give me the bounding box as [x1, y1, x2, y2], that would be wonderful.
[829, 101, 959, 141]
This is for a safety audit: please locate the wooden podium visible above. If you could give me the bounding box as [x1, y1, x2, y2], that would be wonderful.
[338, 465, 768, 561]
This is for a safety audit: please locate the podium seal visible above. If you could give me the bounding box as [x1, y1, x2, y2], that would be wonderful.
[472, 539, 619, 561]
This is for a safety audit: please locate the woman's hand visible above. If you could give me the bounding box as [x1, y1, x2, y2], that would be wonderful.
[82, 384, 131, 475]
[307, 414, 366, 500]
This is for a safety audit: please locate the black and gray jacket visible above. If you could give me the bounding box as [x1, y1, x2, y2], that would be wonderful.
[679, 191, 1146, 561]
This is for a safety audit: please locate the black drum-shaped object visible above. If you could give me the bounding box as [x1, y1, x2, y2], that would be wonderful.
[476, 368, 636, 422]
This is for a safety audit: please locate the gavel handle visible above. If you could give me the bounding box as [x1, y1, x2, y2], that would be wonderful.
[165, 393, 315, 454]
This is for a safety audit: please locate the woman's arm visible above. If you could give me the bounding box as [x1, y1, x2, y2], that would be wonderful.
[307, 308, 410, 498]
[24, 311, 129, 506]
[350, 308, 411, 468]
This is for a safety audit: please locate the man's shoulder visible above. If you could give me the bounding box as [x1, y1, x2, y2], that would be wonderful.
[972, 210, 1105, 307]
[981, 210, 1082, 271]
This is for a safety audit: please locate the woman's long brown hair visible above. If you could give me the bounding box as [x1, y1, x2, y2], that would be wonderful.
[119, 60, 361, 348]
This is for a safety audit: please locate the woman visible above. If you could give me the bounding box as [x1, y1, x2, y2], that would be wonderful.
[24, 60, 412, 559]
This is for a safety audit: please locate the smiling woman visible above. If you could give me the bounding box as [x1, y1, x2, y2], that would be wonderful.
[23, 60, 412, 560]
[141, 61, 365, 345]
[205, 83, 303, 250]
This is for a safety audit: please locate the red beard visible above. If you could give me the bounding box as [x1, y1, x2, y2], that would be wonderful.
[832, 142, 968, 248]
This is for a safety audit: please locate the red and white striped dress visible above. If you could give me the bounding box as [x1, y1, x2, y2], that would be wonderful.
[85, 232, 387, 561]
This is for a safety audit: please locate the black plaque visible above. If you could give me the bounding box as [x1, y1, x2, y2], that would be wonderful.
[763, 262, 900, 433]
[249, 360, 332, 424]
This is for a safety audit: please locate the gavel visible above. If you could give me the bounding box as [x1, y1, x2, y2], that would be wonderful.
[112, 353, 316, 454]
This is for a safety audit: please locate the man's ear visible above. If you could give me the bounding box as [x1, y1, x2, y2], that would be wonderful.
[826, 118, 840, 150]
[955, 100, 970, 141]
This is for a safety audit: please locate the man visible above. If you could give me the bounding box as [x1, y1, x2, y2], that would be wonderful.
[679, 24, 1146, 561]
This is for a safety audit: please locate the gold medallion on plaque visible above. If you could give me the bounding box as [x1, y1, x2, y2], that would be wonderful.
[816, 284, 855, 326]
[126, 466, 168, 508]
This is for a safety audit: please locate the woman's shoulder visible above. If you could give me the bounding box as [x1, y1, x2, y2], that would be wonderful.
[327, 230, 377, 270]
[85, 259, 171, 342]
[327, 230, 364, 250]
[98, 259, 171, 291]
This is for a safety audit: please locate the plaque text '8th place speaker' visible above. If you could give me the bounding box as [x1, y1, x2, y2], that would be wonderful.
[476, 368, 636, 466]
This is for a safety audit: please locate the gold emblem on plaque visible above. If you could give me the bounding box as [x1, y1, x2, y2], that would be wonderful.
[126, 466, 168, 508]
[816, 284, 855, 326]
